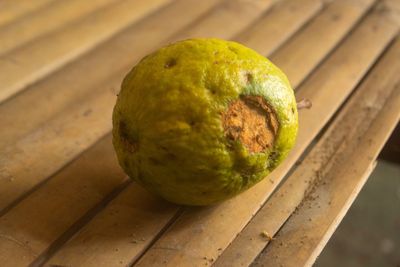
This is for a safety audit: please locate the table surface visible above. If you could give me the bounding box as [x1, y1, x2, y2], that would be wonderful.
[0, 0, 399, 266]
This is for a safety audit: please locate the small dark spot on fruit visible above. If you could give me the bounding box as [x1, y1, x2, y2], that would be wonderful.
[245, 73, 254, 84]
[149, 157, 161, 165]
[164, 58, 177, 68]
[269, 151, 278, 161]
[119, 121, 138, 153]
[206, 85, 218, 95]
[291, 107, 295, 114]
[228, 46, 238, 54]
[189, 119, 197, 127]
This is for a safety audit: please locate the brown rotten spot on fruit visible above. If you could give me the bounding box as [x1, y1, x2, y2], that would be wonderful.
[222, 96, 279, 153]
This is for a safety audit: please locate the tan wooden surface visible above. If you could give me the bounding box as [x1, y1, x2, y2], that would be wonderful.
[0, 0, 399, 266]
[0, 0, 172, 103]
[0, 0, 55, 27]
[0, 0, 121, 56]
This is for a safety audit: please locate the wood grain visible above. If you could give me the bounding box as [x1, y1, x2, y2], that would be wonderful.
[215, 36, 400, 267]
[170, 0, 275, 40]
[271, 0, 376, 88]
[0, 135, 129, 267]
[0, 0, 121, 56]
[0, 0, 173, 103]
[44, 183, 179, 267]
[235, 0, 323, 55]
[0, 0, 54, 27]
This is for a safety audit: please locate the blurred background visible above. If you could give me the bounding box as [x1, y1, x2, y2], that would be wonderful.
[316, 129, 400, 267]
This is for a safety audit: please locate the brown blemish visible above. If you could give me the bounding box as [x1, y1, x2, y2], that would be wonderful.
[245, 72, 254, 84]
[119, 121, 138, 153]
[222, 96, 279, 153]
[164, 58, 177, 68]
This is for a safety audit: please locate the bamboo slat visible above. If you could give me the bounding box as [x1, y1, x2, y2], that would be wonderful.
[0, 0, 55, 27]
[0, 0, 172, 103]
[0, 0, 121, 55]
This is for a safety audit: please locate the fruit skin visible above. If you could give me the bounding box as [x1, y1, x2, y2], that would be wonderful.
[113, 38, 298, 205]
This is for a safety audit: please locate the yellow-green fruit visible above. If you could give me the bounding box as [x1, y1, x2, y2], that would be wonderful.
[112, 38, 298, 205]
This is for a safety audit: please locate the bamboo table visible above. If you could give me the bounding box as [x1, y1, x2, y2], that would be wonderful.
[0, 0, 399, 266]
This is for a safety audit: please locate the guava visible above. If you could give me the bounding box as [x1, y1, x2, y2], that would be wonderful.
[112, 38, 298, 206]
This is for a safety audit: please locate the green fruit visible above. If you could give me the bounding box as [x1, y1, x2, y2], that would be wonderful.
[112, 38, 298, 205]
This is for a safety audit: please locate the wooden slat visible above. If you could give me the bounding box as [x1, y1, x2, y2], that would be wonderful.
[235, 0, 323, 55]
[170, 0, 276, 40]
[253, 69, 400, 267]
[270, 0, 375, 88]
[133, 8, 399, 267]
[0, 0, 219, 212]
[215, 36, 400, 267]
[0, 0, 55, 27]
[0, 0, 172, 103]
[0, 136, 129, 267]
[46, 3, 397, 267]
[0, 85, 117, 213]
[0, 0, 120, 56]
[258, 163, 376, 267]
